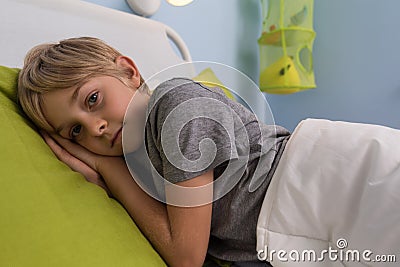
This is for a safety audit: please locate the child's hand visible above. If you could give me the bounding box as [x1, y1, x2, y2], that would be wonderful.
[41, 131, 112, 197]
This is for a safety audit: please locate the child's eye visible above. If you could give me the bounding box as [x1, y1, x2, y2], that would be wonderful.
[88, 92, 98, 107]
[71, 125, 82, 138]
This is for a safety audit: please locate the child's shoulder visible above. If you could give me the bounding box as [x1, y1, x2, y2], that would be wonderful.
[152, 77, 222, 97]
[154, 77, 195, 92]
[148, 78, 227, 112]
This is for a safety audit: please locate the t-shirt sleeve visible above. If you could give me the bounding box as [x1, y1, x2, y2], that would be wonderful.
[146, 79, 241, 184]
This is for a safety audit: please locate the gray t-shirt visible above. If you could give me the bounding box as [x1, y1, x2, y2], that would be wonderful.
[144, 78, 290, 262]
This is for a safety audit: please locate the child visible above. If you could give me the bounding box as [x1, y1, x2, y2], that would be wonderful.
[18, 37, 288, 267]
[18, 37, 400, 267]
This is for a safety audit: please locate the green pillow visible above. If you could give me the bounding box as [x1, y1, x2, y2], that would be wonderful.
[0, 66, 166, 267]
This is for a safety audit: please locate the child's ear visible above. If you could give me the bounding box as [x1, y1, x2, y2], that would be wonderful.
[115, 56, 141, 88]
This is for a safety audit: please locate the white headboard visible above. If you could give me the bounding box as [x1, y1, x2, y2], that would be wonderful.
[0, 0, 192, 80]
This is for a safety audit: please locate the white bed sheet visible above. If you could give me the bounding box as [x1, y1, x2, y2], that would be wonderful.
[257, 119, 400, 266]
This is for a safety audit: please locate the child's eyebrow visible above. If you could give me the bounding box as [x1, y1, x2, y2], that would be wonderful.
[72, 85, 82, 101]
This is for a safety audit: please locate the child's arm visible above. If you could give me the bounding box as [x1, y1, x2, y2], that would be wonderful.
[46, 134, 212, 267]
[100, 157, 213, 267]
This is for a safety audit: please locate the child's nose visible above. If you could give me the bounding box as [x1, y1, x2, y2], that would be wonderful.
[88, 119, 107, 136]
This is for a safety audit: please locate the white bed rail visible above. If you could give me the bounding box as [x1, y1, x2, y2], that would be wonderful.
[165, 25, 192, 62]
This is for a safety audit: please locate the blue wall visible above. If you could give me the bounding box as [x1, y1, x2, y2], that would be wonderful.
[271, 0, 400, 131]
[83, 0, 400, 131]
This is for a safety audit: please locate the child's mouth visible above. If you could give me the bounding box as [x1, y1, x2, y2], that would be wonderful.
[111, 127, 123, 147]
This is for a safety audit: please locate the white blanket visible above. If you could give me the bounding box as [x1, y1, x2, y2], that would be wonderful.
[257, 119, 400, 266]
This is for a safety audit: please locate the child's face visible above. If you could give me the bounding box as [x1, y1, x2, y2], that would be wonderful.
[41, 75, 137, 156]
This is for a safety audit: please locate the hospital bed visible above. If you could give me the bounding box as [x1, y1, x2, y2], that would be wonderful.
[0, 0, 191, 266]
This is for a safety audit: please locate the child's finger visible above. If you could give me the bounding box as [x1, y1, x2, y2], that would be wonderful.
[42, 132, 66, 158]
[49, 134, 98, 170]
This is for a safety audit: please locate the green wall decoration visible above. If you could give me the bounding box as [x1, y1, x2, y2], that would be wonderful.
[259, 0, 316, 94]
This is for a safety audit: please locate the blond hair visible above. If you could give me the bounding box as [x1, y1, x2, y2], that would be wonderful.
[18, 36, 145, 132]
